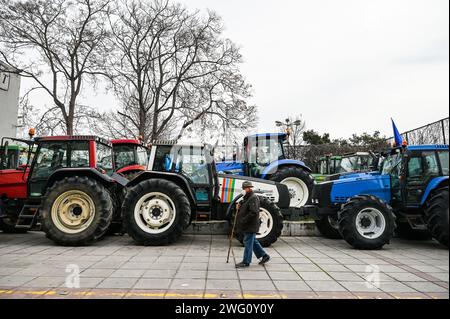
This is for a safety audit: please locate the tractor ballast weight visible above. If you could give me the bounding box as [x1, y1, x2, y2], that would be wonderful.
[216, 133, 315, 210]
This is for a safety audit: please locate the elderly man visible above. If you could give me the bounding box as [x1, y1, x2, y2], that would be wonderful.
[235, 181, 271, 268]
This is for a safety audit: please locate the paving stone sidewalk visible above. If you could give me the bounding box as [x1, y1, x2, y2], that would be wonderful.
[0, 232, 448, 299]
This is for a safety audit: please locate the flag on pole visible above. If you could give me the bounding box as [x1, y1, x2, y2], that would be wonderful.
[391, 118, 403, 147]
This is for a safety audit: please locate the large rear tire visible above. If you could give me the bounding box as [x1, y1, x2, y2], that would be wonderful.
[425, 187, 449, 248]
[236, 197, 284, 247]
[315, 216, 342, 239]
[123, 179, 191, 246]
[41, 176, 113, 246]
[338, 195, 396, 250]
[270, 166, 314, 208]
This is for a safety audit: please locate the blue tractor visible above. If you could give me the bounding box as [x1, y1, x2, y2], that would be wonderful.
[216, 133, 315, 210]
[307, 144, 449, 249]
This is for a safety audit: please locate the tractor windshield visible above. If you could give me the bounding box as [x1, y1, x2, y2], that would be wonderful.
[175, 146, 210, 184]
[381, 153, 402, 176]
[0, 140, 35, 170]
[114, 144, 148, 170]
[97, 143, 114, 175]
[338, 157, 355, 173]
[438, 151, 449, 175]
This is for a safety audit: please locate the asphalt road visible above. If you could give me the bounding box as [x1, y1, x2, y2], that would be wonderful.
[0, 232, 448, 299]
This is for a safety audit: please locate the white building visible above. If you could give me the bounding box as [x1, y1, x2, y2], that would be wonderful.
[0, 61, 21, 138]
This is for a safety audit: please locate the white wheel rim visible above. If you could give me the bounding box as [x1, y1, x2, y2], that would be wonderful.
[281, 177, 309, 208]
[134, 192, 177, 234]
[356, 208, 386, 239]
[256, 208, 274, 239]
[51, 190, 96, 234]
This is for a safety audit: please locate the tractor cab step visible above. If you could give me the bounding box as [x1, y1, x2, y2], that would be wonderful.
[406, 216, 428, 231]
[15, 205, 40, 229]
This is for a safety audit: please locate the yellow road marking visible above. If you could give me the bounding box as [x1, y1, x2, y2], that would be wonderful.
[0, 289, 430, 299]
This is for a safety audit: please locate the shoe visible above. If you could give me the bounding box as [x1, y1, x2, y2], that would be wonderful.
[259, 255, 271, 265]
[235, 262, 250, 268]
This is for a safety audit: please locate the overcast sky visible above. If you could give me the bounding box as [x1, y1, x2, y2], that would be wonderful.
[21, 0, 450, 139]
[176, 0, 449, 139]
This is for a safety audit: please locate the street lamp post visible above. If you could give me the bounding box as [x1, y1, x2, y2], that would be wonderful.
[276, 118, 302, 158]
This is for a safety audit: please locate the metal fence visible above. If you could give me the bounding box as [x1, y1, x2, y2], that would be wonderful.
[385, 117, 449, 146]
[285, 117, 449, 170]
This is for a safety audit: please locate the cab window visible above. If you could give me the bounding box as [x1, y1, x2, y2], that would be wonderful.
[114, 145, 135, 170]
[137, 146, 149, 166]
[176, 147, 210, 184]
[32, 141, 89, 178]
[153, 146, 174, 172]
[438, 151, 449, 175]
[97, 143, 113, 175]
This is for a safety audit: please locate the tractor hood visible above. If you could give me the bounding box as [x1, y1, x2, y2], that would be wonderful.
[328, 171, 381, 181]
[216, 161, 244, 175]
[330, 174, 392, 204]
[217, 174, 290, 209]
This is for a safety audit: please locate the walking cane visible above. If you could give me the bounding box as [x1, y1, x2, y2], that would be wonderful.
[226, 205, 239, 264]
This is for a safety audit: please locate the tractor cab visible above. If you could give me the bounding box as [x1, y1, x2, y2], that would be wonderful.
[324, 152, 380, 181]
[148, 141, 218, 207]
[242, 133, 288, 178]
[216, 133, 314, 209]
[313, 155, 342, 182]
[0, 137, 35, 170]
[112, 139, 149, 178]
[379, 145, 449, 208]
[337, 152, 378, 174]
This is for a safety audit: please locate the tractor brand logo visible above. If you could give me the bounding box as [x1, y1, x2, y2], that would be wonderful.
[220, 178, 236, 203]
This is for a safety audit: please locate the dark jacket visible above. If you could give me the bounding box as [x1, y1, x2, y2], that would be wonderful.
[236, 191, 260, 234]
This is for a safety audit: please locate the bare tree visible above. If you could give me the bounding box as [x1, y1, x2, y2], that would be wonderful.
[0, 0, 110, 135]
[101, 0, 256, 144]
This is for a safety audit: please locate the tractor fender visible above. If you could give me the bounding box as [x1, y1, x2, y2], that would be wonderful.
[46, 168, 117, 192]
[421, 176, 449, 205]
[225, 193, 244, 221]
[126, 171, 197, 208]
[260, 159, 312, 179]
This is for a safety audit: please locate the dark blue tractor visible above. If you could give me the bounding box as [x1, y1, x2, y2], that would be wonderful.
[307, 144, 449, 249]
[216, 133, 315, 210]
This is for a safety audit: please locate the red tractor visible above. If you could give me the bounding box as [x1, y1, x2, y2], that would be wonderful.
[0, 135, 127, 244]
[112, 139, 149, 179]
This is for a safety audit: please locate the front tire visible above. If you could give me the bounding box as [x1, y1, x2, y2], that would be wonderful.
[338, 195, 396, 250]
[41, 177, 113, 246]
[236, 197, 284, 247]
[315, 216, 342, 239]
[123, 179, 191, 246]
[270, 166, 314, 208]
[425, 187, 449, 248]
